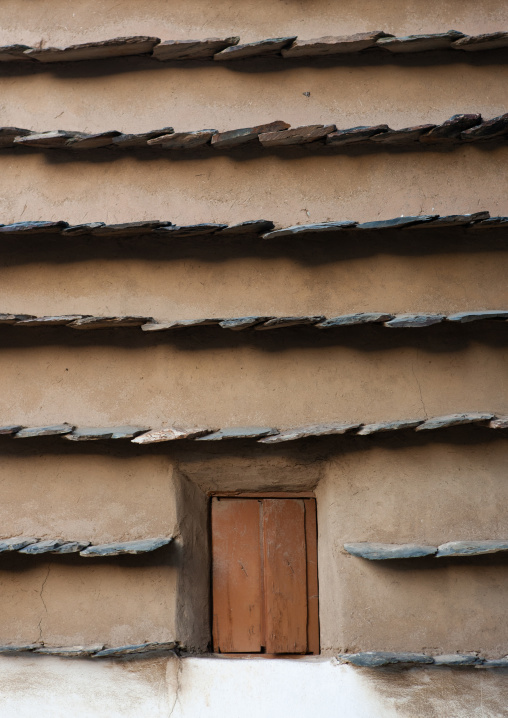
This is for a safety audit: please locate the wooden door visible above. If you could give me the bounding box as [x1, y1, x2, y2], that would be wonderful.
[211, 496, 319, 654]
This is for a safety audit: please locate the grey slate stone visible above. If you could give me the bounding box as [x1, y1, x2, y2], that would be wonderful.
[80, 537, 172, 557]
[343, 652, 433, 667]
[219, 220, 275, 235]
[147, 130, 217, 150]
[153, 37, 239, 61]
[214, 37, 296, 61]
[219, 317, 272, 330]
[416, 412, 494, 431]
[67, 131, 121, 150]
[344, 543, 437, 560]
[68, 316, 150, 329]
[259, 423, 360, 443]
[25, 36, 159, 63]
[0, 426, 24, 435]
[0, 314, 36, 323]
[91, 221, 170, 236]
[282, 31, 390, 58]
[16, 315, 85, 327]
[62, 223, 106, 235]
[195, 427, 278, 441]
[423, 212, 490, 227]
[14, 131, 85, 148]
[0, 127, 32, 147]
[65, 426, 149, 441]
[489, 416, 508, 429]
[92, 641, 177, 658]
[433, 654, 481, 665]
[377, 31, 464, 53]
[471, 217, 508, 229]
[255, 316, 324, 329]
[317, 313, 394, 328]
[385, 314, 445, 328]
[154, 224, 226, 237]
[19, 540, 70, 554]
[447, 311, 508, 323]
[262, 221, 356, 240]
[0, 221, 68, 234]
[132, 427, 214, 444]
[357, 418, 423, 435]
[356, 215, 437, 230]
[0, 645, 39, 653]
[326, 125, 390, 146]
[461, 113, 508, 140]
[51, 541, 91, 554]
[0, 45, 32, 62]
[112, 128, 175, 149]
[259, 124, 336, 147]
[420, 114, 482, 143]
[370, 124, 436, 145]
[0, 537, 38, 552]
[452, 32, 508, 52]
[436, 540, 508, 557]
[141, 318, 221, 331]
[35, 645, 104, 657]
[482, 657, 508, 667]
[211, 121, 290, 150]
[14, 424, 74, 439]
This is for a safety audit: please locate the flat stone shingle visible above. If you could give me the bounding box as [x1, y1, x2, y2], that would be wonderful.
[153, 37, 239, 61]
[342, 652, 433, 667]
[25, 36, 159, 63]
[195, 427, 278, 441]
[281, 31, 389, 58]
[214, 37, 296, 61]
[64, 427, 149, 441]
[384, 314, 445, 328]
[326, 125, 390, 146]
[357, 418, 423, 435]
[436, 540, 508, 557]
[452, 32, 508, 52]
[211, 121, 289, 150]
[259, 124, 336, 146]
[262, 221, 356, 240]
[378, 31, 464, 53]
[147, 130, 217, 150]
[80, 538, 172, 557]
[132, 427, 213, 443]
[344, 543, 437, 559]
[259, 423, 360, 443]
[14, 424, 74, 438]
[317, 313, 394, 328]
[415, 412, 494, 431]
[92, 642, 178, 658]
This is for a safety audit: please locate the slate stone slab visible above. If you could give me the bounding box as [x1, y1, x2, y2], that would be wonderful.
[25, 37, 159, 63]
[259, 124, 336, 146]
[62, 223, 106, 235]
[326, 124, 389, 146]
[255, 316, 324, 329]
[132, 427, 214, 443]
[91, 221, 170, 236]
[51, 541, 91, 554]
[452, 32, 508, 52]
[67, 131, 122, 150]
[0, 537, 38, 552]
[282, 31, 390, 58]
[211, 121, 290, 150]
[16, 315, 86, 327]
[147, 130, 217, 150]
[14, 424, 74, 438]
[68, 316, 150, 329]
[262, 221, 356, 240]
[154, 223, 226, 237]
[219, 317, 272, 330]
[219, 220, 275, 235]
[195, 427, 278, 441]
[0, 45, 33, 62]
[461, 113, 508, 140]
[420, 114, 481, 143]
[436, 540, 508, 557]
[356, 215, 437, 230]
[482, 657, 508, 667]
[19, 539, 70, 554]
[433, 654, 481, 665]
[264, 221, 357, 240]
[489, 416, 508, 429]
[65, 426, 149, 441]
[141, 318, 221, 331]
[80, 537, 172, 557]
[0, 127, 32, 147]
[14, 131, 85, 148]
[342, 652, 433, 667]
[153, 37, 239, 61]
[423, 211, 490, 227]
[471, 217, 508, 229]
[35, 645, 104, 657]
[370, 124, 436, 145]
[0, 221, 68, 234]
[92, 641, 178, 658]
[357, 418, 423, 435]
[415, 412, 494, 431]
[317, 313, 394, 328]
[214, 37, 296, 61]
[259, 423, 360, 443]
[384, 314, 445, 328]
[447, 311, 508, 323]
[0, 425, 24, 435]
[344, 542, 437, 559]
[112, 128, 174, 149]
[0, 314, 36, 324]
[378, 31, 464, 53]
[0, 645, 39, 653]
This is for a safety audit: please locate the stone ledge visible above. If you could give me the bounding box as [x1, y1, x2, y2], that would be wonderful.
[0, 536, 172, 556]
[344, 540, 508, 560]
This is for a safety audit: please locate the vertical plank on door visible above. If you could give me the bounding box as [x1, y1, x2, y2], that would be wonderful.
[212, 498, 262, 653]
[304, 499, 320, 654]
[263, 498, 308, 653]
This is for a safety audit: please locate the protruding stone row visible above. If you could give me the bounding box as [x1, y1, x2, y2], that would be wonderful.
[3, 114, 508, 154]
[0, 211, 505, 242]
[1, 31, 507, 66]
[0, 537, 172, 556]
[0, 641, 179, 658]
[338, 652, 507, 667]
[344, 540, 508, 559]
[0, 412, 506, 446]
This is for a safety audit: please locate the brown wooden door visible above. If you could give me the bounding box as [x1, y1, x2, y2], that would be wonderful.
[211, 496, 319, 654]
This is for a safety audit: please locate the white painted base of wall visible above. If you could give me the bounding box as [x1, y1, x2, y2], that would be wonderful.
[0, 655, 506, 717]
